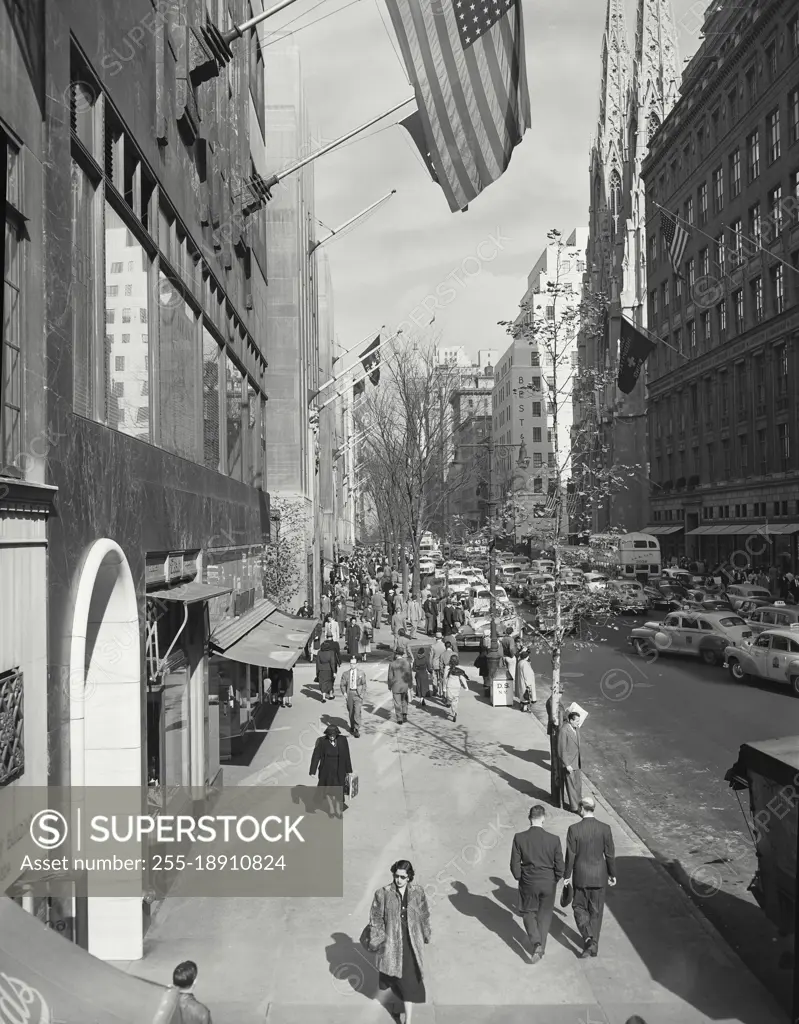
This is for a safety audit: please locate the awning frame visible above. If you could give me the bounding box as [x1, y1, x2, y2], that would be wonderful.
[147, 581, 234, 604]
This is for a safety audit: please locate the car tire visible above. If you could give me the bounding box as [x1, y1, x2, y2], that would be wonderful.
[790, 676, 799, 698]
[700, 648, 718, 666]
[633, 639, 654, 657]
[728, 659, 749, 684]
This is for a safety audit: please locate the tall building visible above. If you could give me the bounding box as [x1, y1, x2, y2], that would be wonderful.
[264, 40, 319, 602]
[642, 0, 799, 568]
[448, 367, 495, 536]
[575, 0, 680, 534]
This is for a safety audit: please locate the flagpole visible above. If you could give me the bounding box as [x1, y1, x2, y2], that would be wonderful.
[309, 191, 397, 254]
[622, 315, 690, 362]
[253, 98, 413, 200]
[311, 332, 401, 401]
[333, 326, 385, 365]
[319, 332, 405, 412]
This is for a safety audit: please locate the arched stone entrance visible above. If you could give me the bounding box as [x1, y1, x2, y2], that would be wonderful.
[69, 539, 142, 960]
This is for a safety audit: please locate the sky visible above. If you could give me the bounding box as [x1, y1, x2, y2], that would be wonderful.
[261, 0, 704, 363]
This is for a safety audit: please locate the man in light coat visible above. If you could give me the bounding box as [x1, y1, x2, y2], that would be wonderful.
[387, 651, 413, 724]
[339, 655, 367, 737]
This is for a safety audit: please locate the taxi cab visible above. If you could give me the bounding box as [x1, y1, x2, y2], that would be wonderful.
[724, 628, 799, 695]
[744, 601, 799, 636]
[726, 584, 772, 611]
[629, 610, 752, 665]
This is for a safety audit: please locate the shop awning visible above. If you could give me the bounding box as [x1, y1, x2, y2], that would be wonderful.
[218, 618, 304, 671]
[147, 581, 233, 603]
[687, 525, 729, 535]
[210, 597, 277, 651]
[641, 525, 684, 535]
[265, 610, 317, 647]
[0, 898, 180, 1023]
[761, 523, 799, 535]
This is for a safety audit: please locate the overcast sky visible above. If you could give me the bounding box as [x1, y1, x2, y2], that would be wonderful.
[262, 0, 703, 362]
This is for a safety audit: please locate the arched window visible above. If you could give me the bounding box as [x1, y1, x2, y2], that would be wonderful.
[647, 112, 661, 143]
[609, 169, 622, 236]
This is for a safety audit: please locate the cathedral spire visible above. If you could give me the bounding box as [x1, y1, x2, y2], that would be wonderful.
[596, 0, 632, 165]
[635, 0, 680, 135]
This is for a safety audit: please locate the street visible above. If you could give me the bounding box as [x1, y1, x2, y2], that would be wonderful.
[523, 608, 799, 1008]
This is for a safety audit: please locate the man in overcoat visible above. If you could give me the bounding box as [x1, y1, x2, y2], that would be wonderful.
[557, 710, 583, 812]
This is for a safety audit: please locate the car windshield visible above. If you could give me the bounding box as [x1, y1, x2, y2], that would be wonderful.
[719, 617, 745, 627]
[475, 590, 491, 599]
[449, 577, 468, 585]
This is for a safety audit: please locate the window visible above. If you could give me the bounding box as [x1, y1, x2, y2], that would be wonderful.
[110, 262, 123, 274]
[157, 271, 199, 460]
[121, 333, 130, 343]
[701, 310, 711, 343]
[226, 355, 244, 481]
[674, 328, 682, 355]
[716, 234, 726, 274]
[773, 264, 785, 314]
[533, 452, 542, 468]
[733, 289, 744, 330]
[739, 434, 749, 473]
[685, 196, 694, 226]
[548, 453, 555, 468]
[730, 149, 741, 197]
[746, 66, 757, 108]
[106, 285, 118, 297]
[767, 109, 781, 163]
[791, 17, 799, 60]
[2, 139, 23, 475]
[769, 185, 783, 233]
[779, 423, 790, 469]
[712, 168, 723, 212]
[115, 356, 125, 371]
[533, 427, 542, 442]
[687, 258, 695, 290]
[545, 305, 555, 321]
[104, 203, 151, 439]
[790, 88, 799, 145]
[530, 352, 540, 366]
[748, 132, 762, 186]
[649, 233, 657, 267]
[532, 377, 541, 391]
[699, 248, 709, 277]
[736, 364, 747, 419]
[751, 276, 764, 322]
[698, 182, 708, 224]
[722, 439, 731, 477]
[766, 41, 777, 81]
[755, 356, 766, 412]
[532, 401, 541, 417]
[662, 281, 670, 314]
[750, 202, 762, 246]
[718, 300, 727, 335]
[731, 219, 743, 262]
[688, 319, 696, 352]
[124, 283, 132, 297]
[651, 289, 659, 320]
[776, 344, 789, 398]
[533, 477, 543, 493]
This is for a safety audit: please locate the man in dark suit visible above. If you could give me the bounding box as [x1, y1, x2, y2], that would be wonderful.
[563, 796, 617, 958]
[510, 804, 564, 963]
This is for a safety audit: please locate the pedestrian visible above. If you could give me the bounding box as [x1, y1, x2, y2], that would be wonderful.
[306, 619, 323, 662]
[557, 710, 583, 812]
[395, 628, 412, 659]
[387, 589, 397, 618]
[339, 655, 367, 738]
[563, 796, 617, 958]
[315, 630, 340, 701]
[474, 637, 491, 699]
[422, 594, 437, 635]
[407, 592, 422, 637]
[335, 597, 348, 632]
[387, 650, 413, 725]
[514, 648, 536, 711]
[346, 616, 362, 659]
[321, 591, 331, 618]
[391, 606, 405, 651]
[443, 652, 469, 723]
[371, 588, 386, 630]
[510, 805, 564, 964]
[324, 613, 340, 644]
[171, 961, 212, 1024]
[428, 632, 446, 697]
[412, 645, 432, 707]
[501, 626, 517, 683]
[395, 590, 406, 618]
[365, 860, 431, 1024]
[309, 724, 352, 817]
[360, 616, 372, 662]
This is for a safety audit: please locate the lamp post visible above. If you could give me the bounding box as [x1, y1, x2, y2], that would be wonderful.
[452, 434, 530, 681]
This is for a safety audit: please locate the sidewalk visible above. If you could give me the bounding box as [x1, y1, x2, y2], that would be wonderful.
[118, 619, 786, 1024]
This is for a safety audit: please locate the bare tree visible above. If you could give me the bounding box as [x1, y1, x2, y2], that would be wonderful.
[500, 229, 641, 804]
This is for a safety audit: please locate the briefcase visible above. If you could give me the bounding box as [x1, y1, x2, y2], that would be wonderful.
[560, 882, 573, 908]
[344, 772, 359, 798]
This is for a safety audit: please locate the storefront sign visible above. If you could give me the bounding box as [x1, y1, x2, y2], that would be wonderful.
[166, 554, 184, 582]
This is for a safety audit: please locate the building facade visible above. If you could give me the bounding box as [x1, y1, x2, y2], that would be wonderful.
[643, 0, 799, 569]
[575, 0, 680, 534]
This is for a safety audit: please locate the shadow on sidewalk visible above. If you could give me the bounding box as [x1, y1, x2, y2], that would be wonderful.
[486, 875, 584, 954]
[499, 743, 552, 771]
[608, 855, 784, 1024]
[289, 785, 328, 816]
[226, 703, 279, 767]
[325, 932, 382, 1002]
[448, 881, 530, 962]
[301, 686, 326, 702]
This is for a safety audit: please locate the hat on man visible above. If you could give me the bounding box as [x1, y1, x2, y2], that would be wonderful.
[435, 631, 443, 638]
[349, 656, 358, 665]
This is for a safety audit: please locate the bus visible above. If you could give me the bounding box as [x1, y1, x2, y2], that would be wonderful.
[589, 532, 661, 580]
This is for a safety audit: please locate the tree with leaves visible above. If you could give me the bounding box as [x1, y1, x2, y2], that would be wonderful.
[499, 229, 642, 804]
[260, 496, 310, 609]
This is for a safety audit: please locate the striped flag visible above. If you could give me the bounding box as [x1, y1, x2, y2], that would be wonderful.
[384, 0, 531, 213]
[660, 209, 690, 276]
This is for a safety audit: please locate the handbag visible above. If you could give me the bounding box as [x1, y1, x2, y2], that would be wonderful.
[344, 772, 359, 798]
[560, 882, 573, 908]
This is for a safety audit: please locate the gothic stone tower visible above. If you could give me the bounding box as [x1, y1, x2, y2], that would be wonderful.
[580, 0, 679, 534]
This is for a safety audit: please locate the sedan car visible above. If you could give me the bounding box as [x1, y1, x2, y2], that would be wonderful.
[584, 572, 610, 593]
[724, 628, 799, 695]
[417, 558, 435, 576]
[643, 582, 688, 611]
[457, 608, 525, 649]
[629, 610, 752, 665]
[726, 584, 772, 611]
[446, 574, 471, 598]
[744, 601, 799, 636]
[606, 580, 649, 614]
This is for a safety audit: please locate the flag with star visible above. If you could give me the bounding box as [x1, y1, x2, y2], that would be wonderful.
[384, 0, 531, 213]
[617, 318, 656, 395]
[660, 208, 690, 276]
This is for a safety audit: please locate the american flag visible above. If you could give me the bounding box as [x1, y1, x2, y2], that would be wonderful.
[660, 209, 690, 276]
[385, 0, 531, 213]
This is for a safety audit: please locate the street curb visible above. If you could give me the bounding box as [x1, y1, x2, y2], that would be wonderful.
[525, 709, 773, 981]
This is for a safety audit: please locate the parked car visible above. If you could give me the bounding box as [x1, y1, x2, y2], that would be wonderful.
[458, 608, 524, 649]
[743, 601, 799, 636]
[446, 574, 471, 598]
[726, 584, 773, 611]
[643, 582, 688, 611]
[629, 610, 753, 665]
[736, 597, 774, 620]
[584, 572, 610, 593]
[522, 574, 555, 603]
[469, 586, 493, 615]
[418, 557, 435, 576]
[530, 559, 555, 574]
[662, 568, 702, 588]
[724, 628, 799, 694]
[498, 565, 526, 588]
[606, 580, 649, 614]
[683, 589, 732, 612]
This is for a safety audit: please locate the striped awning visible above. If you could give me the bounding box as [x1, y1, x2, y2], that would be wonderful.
[210, 598, 277, 651]
[640, 525, 684, 535]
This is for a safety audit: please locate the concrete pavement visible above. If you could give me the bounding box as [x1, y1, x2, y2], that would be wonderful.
[118, 620, 787, 1024]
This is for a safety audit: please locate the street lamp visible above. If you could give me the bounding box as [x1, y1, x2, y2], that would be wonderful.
[451, 434, 530, 681]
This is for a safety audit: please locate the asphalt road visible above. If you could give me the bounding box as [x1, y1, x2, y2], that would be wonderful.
[516, 604, 799, 1011]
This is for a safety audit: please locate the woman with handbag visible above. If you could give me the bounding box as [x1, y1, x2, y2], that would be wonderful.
[309, 724, 352, 818]
[365, 859, 431, 1024]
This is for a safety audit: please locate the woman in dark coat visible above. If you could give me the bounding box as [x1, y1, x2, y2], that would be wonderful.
[316, 636, 340, 700]
[346, 616, 361, 658]
[366, 859, 431, 1024]
[309, 724, 352, 817]
[411, 646, 432, 707]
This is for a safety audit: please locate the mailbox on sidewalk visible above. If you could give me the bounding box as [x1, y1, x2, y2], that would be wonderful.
[491, 670, 513, 707]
